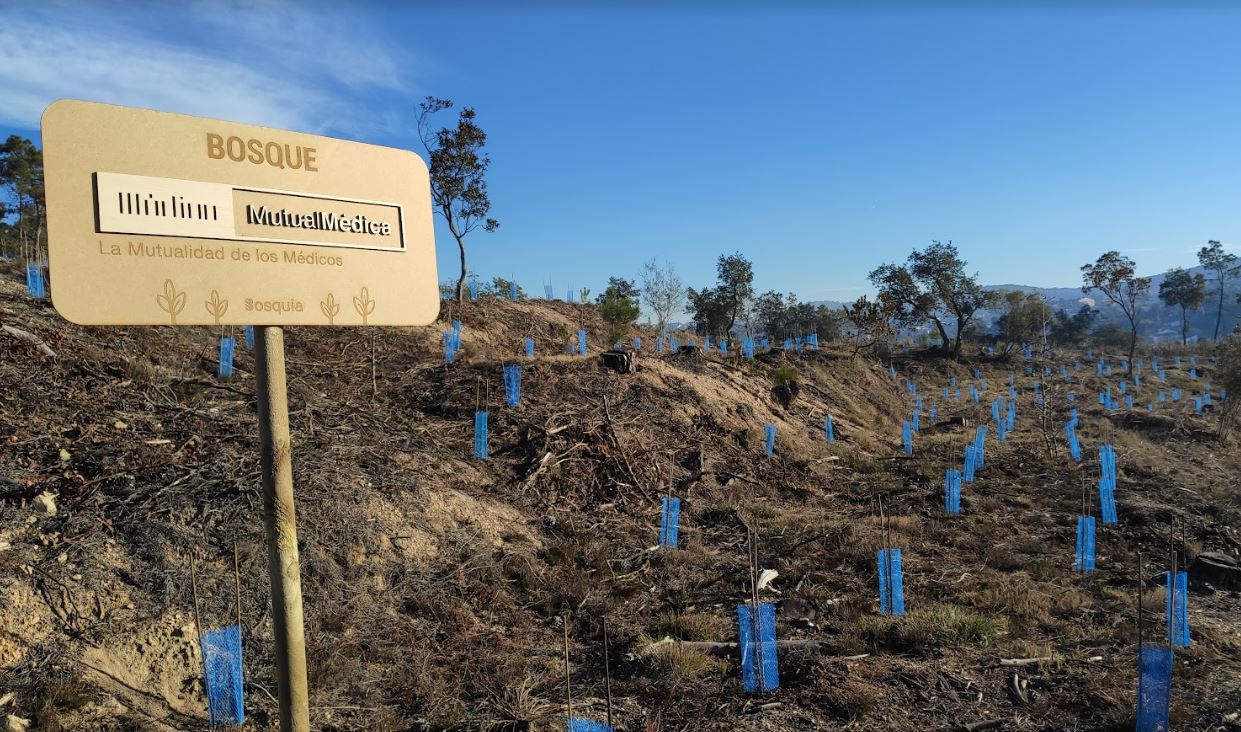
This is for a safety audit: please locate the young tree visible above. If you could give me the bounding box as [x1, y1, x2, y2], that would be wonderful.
[1081, 251, 1151, 374]
[869, 241, 990, 359]
[0, 135, 45, 264]
[1158, 267, 1207, 345]
[686, 286, 731, 338]
[416, 98, 499, 306]
[1216, 335, 1241, 439]
[1049, 306, 1097, 346]
[487, 276, 525, 300]
[1198, 240, 1239, 340]
[994, 291, 1048, 354]
[640, 258, 684, 334]
[752, 291, 787, 339]
[598, 277, 640, 342]
[841, 295, 896, 355]
[715, 252, 754, 335]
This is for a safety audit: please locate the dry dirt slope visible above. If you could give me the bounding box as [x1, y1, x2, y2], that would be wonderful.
[1, 265, 1239, 731]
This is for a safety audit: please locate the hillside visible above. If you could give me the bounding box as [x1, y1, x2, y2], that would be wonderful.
[1, 263, 1240, 732]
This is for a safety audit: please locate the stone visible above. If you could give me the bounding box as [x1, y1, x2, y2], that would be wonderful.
[2, 714, 31, 732]
[32, 492, 57, 516]
[1189, 551, 1241, 591]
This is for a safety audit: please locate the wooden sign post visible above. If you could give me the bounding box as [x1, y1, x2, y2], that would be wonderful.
[42, 100, 439, 731]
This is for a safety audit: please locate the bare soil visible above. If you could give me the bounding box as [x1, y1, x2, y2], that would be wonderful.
[1, 263, 1239, 731]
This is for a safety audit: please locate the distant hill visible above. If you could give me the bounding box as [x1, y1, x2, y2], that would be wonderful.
[805, 265, 1241, 342]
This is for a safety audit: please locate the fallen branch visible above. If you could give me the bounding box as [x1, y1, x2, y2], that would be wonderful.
[3, 324, 56, 357]
[997, 655, 1102, 667]
[638, 636, 868, 660]
[956, 718, 1014, 732]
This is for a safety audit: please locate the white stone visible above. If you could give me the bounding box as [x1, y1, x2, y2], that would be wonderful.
[32, 493, 57, 516]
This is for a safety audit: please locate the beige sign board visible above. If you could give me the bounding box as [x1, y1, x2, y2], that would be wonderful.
[42, 99, 438, 326]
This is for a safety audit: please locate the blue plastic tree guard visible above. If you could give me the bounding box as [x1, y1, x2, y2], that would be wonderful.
[1136, 644, 1172, 732]
[218, 337, 235, 378]
[1074, 515, 1096, 571]
[763, 423, 777, 456]
[567, 719, 612, 732]
[473, 411, 489, 459]
[659, 496, 681, 548]
[737, 603, 779, 692]
[509, 280, 518, 301]
[1066, 419, 1082, 462]
[974, 427, 987, 468]
[443, 331, 458, 364]
[243, 325, 255, 349]
[901, 421, 912, 455]
[504, 365, 521, 407]
[200, 625, 245, 727]
[634, 336, 642, 350]
[468, 277, 479, 301]
[877, 548, 906, 616]
[912, 410, 920, 433]
[743, 337, 755, 359]
[704, 335, 712, 352]
[825, 415, 836, 444]
[963, 446, 977, 483]
[944, 469, 961, 514]
[25, 264, 45, 298]
[930, 404, 938, 423]
[1166, 571, 1190, 647]
[524, 337, 535, 358]
[544, 285, 555, 300]
[719, 339, 727, 354]
[1099, 444, 1118, 524]
[578, 329, 587, 356]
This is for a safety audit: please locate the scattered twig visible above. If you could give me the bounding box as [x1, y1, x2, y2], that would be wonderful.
[3, 324, 56, 357]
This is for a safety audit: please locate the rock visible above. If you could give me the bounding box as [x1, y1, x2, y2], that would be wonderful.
[1189, 552, 1241, 591]
[2, 714, 31, 732]
[32, 492, 57, 516]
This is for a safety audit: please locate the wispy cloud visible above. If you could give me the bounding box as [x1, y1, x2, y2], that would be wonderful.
[0, 1, 422, 136]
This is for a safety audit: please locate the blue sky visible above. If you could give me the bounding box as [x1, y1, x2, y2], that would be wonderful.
[3, 1, 1240, 305]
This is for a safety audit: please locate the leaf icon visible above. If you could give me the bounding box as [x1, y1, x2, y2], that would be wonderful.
[352, 287, 375, 325]
[156, 280, 186, 325]
[204, 290, 229, 325]
[321, 293, 340, 325]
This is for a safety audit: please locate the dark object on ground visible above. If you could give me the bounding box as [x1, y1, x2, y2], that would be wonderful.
[601, 349, 636, 373]
[1190, 552, 1241, 590]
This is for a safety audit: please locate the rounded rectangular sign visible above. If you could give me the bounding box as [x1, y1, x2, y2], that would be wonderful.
[42, 100, 439, 326]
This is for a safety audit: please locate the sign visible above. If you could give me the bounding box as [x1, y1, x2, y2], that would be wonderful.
[42, 100, 438, 326]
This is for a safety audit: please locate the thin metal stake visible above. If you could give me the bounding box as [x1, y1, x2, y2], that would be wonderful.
[1137, 550, 1144, 647]
[233, 543, 242, 629]
[563, 615, 573, 724]
[602, 616, 613, 728]
[190, 552, 204, 644]
[1168, 522, 1176, 653]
